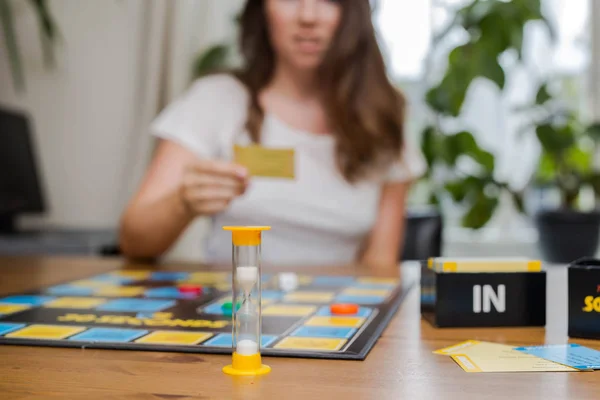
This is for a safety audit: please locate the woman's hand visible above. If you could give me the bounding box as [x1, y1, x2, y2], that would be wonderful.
[179, 159, 249, 217]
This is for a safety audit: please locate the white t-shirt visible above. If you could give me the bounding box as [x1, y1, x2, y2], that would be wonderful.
[150, 74, 426, 266]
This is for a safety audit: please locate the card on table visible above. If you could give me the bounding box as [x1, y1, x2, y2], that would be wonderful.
[233, 145, 295, 179]
[514, 344, 600, 370]
[434, 340, 578, 373]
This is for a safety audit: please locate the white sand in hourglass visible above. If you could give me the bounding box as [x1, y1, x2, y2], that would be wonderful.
[235, 266, 259, 356]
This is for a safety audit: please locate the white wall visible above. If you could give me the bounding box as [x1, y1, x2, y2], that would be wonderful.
[0, 0, 150, 229]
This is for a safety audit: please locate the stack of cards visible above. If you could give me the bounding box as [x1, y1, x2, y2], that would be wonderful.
[434, 340, 600, 373]
[427, 257, 542, 273]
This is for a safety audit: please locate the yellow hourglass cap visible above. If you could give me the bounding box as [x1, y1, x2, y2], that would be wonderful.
[223, 226, 271, 246]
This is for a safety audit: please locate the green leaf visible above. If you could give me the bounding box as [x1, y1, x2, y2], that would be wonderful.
[451, 131, 495, 172]
[535, 124, 576, 153]
[445, 181, 469, 203]
[564, 146, 592, 175]
[584, 123, 600, 141]
[480, 54, 505, 89]
[28, 0, 60, 68]
[535, 83, 552, 105]
[511, 191, 526, 214]
[0, 0, 24, 91]
[421, 126, 438, 169]
[535, 152, 557, 183]
[192, 44, 230, 78]
[588, 173, 600, 198]
[462, 192, 499, 229]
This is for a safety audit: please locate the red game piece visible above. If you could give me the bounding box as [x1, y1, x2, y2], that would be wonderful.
[178, 284, 203, 295]
[330, 303, 359, 315]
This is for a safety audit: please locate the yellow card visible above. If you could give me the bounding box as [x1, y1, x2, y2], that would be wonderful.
[0, 304, 30, 315]
[274, 337, 346, 351]
[435, 341, 577, 373]
[283, 291, 335, 303]
[44, 297, 106, 309]
[6, 324, 86, 340]
[95, 286, 145, 297]
[263, 305, 316, 317]
[304, 316, 366, 328]
[135, 331, 213, 345]
[234, 145, 295, 179]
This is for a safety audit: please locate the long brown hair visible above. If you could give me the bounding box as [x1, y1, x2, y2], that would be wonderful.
[236, 0, 405, 182]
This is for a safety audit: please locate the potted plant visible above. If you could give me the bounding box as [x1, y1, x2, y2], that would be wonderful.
[520, 81, 600, 263]
[420, 0, 552, 229]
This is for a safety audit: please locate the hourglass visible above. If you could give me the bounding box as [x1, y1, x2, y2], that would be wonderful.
[222, 226, 271, 376]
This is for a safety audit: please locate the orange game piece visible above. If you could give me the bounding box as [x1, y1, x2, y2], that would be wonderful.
[330, 303, 359, 315]
[178, 284, 203, 295]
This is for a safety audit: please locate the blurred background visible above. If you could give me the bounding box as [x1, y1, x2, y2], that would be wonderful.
[1, 0, 599, 264]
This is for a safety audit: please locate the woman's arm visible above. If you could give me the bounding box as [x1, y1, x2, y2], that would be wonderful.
[118, 139, 248, 260]
[359, 180, 412, 270]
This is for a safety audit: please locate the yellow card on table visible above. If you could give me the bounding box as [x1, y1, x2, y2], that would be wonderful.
[234, 145, 295, 179]
[434, 340, 578, 373]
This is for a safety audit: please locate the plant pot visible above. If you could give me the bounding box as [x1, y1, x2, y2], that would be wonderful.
[534, 209, 600, 264]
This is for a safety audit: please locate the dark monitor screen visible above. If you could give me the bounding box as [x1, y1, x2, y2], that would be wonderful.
[0, 108, 45, 218]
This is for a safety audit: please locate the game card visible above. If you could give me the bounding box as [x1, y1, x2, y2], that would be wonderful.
[233, 144, 295, 179]
[434, 340, 578, 373]
[514, 344, 600, 370]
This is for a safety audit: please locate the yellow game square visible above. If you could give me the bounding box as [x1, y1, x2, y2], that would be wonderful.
[263, 305, 317, 317]
[214, 283, 231, 292]
[6, 324, 86, 340]
[342, 288, 392, 297]
[95, 286, 145, 297]
[297, 275, 313, 285]
[44, 297, 106, 309]
[70, 279, 112, 288]
[135, 331, 213, 345]
[305, 316, 366, 328]
[274, 337, 346, 351]
[283, 291, 334, 303]
[357, 277, 399, 285]
[109, 270, 151, 280]
[0, 304, 30, 315]
[187, 272, 228, 284]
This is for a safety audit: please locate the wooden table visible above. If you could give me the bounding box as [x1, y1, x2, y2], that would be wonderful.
[0, 257, 598, 400]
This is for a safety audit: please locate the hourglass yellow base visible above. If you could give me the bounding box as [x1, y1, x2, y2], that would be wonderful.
[223, 352, 271, 376]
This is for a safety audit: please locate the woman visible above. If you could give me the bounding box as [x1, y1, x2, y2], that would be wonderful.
[119, 0, 426, 270]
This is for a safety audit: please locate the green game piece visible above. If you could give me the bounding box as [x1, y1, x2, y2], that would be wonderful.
[221, 301, 240, 311]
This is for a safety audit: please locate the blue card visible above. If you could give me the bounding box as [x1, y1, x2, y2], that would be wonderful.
[334, 294, 386, 305]
[0, 295, 55, 306]
[46, 285, 94, 296]
[144, 287, 197, 299]
[203, 333, 277, 348]
[150, 272, 190, 281]
[69, 327, 148, 343]
[0, 323, 26, 336]
[514, 344, 600, 370]
[313, 276, 356, 286]
[97, 299, 175, 313]
[291, 326, 356, 339]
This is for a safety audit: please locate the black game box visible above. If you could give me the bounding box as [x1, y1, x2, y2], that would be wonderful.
[568, 258, 600, 340]
[420, 262, 546, 328]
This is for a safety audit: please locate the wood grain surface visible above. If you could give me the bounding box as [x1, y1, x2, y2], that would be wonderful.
[0, 256, 598, 400]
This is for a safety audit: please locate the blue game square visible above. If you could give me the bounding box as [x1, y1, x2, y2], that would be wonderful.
[145, 287, 196, 299]
[90, 274, 135, 284]
[203, 303, 227, 315]
[150, 272, 190, 281]
[69, 327, 148, 343]
[261, 290, 283, 300]
[97, 299, 175, 313]
[203, 333, 277, 348]
[0, 323, 26, 336]
[46, 285, 94, 296]
[316, 306, 373, 318]
[0, 295, 55, 306]
[334, 294, 386, 305]
[353, 282, 396, 290]
[291, 326, 356, 339]
[313, 276, 356, 286]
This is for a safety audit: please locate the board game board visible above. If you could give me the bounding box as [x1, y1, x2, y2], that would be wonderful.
[0, 269, 413, 360]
